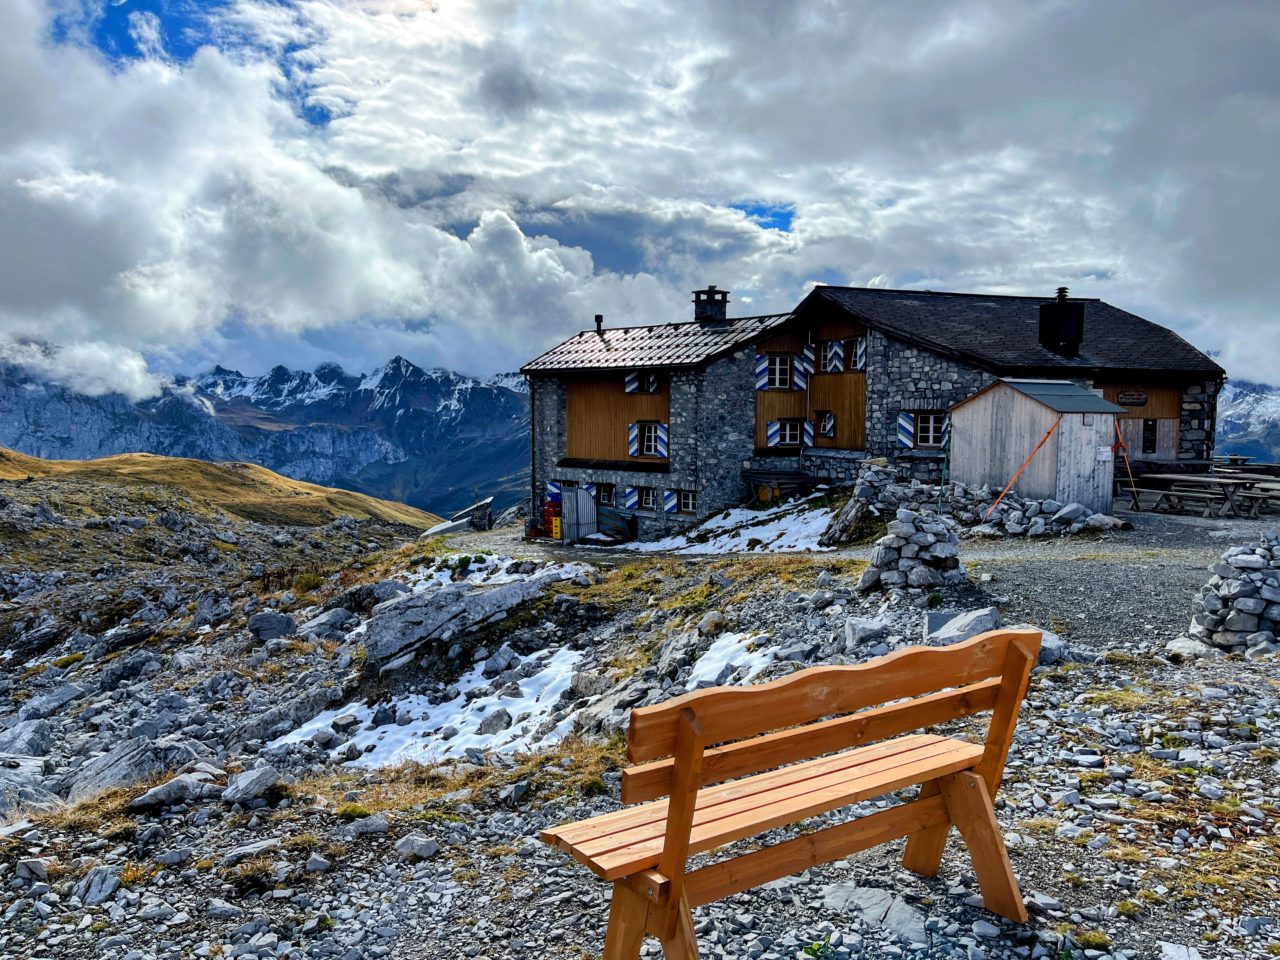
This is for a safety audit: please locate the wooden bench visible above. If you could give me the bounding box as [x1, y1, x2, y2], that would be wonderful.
[540, 629, 1042, 958]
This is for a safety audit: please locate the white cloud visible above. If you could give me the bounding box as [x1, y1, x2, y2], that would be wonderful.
[0, 337, 168, 401]
[1, 0, 1277, 389]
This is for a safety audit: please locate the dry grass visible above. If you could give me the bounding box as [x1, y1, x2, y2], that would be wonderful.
[0, 448, 440, 528]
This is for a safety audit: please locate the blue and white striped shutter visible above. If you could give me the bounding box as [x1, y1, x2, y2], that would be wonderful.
[582, 483, 596, 497]
[646, 373, 659, 393]
[827, 340, 844, 373]
[662, 490, 678, 513]
[624, 372, 639, 393]
[897, 412, 916, 449]
[803, 420, 815, 447]
[766, 420, 781, 447]
[820, 411, 836, 437]
[627, 422, 639, 456]
[623, 486, 639, 509]
[656, 422, 669, 458]
[942, 414, 952, 449]
[855, 337, 867, 371]
[754, 355, 769, 390]
[545, 480, 562, 503]
[793, 345, 814, 391]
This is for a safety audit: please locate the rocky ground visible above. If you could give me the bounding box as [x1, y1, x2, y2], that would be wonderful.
[0, 472, 1277, 960]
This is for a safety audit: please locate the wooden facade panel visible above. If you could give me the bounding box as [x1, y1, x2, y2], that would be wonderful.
[809, 374, 866, 450]
[756, 332, 807, 353]
[754, 389, 808, 448]
[816, 318, 866, 341]
[1117, 417, 1179, 461]
[1097, 382, 1181, 419]
[950, 386, 1059, 498]
[566, 375, 669, 461]
[1054, 414, 1116, 513]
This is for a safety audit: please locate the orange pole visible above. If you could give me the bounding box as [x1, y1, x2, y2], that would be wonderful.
[983, 416, 1063, 521]
[1114, 419, 1139, 511]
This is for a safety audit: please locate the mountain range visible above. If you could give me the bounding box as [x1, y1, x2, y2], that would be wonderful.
[2, 358, 1277, 518]
[0, 357, 529, 516]
[1215, 380, 1280, 463]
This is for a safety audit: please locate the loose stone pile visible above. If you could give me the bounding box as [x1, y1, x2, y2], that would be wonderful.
[857, 508, 964, 592]
[1169, 529, 1280, 660]
[827, 462, 1127, 541]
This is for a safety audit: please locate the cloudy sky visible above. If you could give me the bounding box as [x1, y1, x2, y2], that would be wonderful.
[1, 0, 1277, 398]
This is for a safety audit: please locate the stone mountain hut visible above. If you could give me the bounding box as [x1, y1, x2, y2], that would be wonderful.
[948, 378, 1125, 514]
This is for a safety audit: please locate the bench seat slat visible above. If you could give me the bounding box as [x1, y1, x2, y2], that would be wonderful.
[548, 734, 943, 849]
[542, 734, 983, 881]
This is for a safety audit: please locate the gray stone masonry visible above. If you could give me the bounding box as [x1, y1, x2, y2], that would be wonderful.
[529, 351, 754, 539]
[864, 331, 992, 480]
[1179, 379, 1221, 462]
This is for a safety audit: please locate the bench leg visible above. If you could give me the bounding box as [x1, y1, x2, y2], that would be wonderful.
[901, 780, 949, 876]
[939, 772, 1028, 923]
[658, 892, 700, 960]
[604, 881, 651, 960]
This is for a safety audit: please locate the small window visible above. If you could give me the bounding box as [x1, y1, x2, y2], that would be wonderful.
[638, 421, 660, 457]
[915, 412, 947, 448]
[817, 410, 836, 438]
[820, 341, 841, 373]
[637, 486, 656, 510]
[778, 419, 804, 447]
[678, 490, 697, 514]
[846, 336, 865, 371]
[767, 354, 792, 390]
[1142, 418, 1158, 455]
[596, 483, 614, 506]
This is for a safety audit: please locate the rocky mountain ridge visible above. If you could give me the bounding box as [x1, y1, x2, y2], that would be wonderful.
[1217, 380, 1280, 463]
[0, 357, 529, 516]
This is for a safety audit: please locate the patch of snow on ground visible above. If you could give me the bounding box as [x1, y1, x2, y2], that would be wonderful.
[686, 632, 775, 689]
[270, 646, 584, 767]
[624, 494, 835, 555]
[402, 554, 593, 594]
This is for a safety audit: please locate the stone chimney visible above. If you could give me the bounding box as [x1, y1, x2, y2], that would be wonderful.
[692, 285, 729, 322]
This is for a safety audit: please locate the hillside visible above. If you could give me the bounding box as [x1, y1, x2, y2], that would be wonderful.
[0, 448, 441, 528]
[0, 357, 529, 516]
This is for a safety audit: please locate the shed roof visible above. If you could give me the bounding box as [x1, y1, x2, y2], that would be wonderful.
[954, 378, 1126, 414]
[521, 313, 791, 372]
[807, 286, 1223, 378]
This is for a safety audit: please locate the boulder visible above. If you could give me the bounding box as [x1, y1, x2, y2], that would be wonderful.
[67, 735, 209, 802]
[477, 708, 513, 736]
[1166, 636, 1224, 660]
[72, 866, 120, 906]
[924, 607, 1001, 645]
[0, 719, 53, 757]
[298, 608, 354, 641]
[129, 773, 221, 809]
[17, 683, 86, 721]
[394, 832, 441, 861]
[0, 754, 59, 817]
[821, 883, 926, 944]
[248, 611, 295, 642]
[222, 765, 279, 805]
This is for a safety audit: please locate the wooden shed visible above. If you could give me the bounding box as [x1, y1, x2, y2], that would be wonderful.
[949, 379, 1125, 514]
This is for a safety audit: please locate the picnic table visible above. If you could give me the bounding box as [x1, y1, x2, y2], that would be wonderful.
[1215, 454, 1254, 466]
[1132, 473, 1259, 517]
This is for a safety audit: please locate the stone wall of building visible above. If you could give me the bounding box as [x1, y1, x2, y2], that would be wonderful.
[1180, 378, 1222, 462]
[864, 331, 993, 480]
[528, 350, 756, 539]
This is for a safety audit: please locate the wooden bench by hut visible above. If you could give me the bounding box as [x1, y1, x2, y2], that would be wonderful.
[949, 379, 1125, 514]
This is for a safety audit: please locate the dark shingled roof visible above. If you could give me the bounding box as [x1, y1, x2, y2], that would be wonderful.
[521, 314, 791, 372]
[809, 287, 1223, 378]
[955, 379, 1126, 414]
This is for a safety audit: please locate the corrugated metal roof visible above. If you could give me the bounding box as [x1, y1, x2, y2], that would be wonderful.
[956, 378, 1127, 414]
[521, 314, 792, 372]
[812, 287, 1223, 377]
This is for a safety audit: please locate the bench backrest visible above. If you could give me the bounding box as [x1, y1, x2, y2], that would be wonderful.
[621, 628, 1041, 805]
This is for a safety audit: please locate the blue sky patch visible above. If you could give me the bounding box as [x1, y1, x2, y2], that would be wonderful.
[50, 0, 233, 65]
[731, 202, 795, 233]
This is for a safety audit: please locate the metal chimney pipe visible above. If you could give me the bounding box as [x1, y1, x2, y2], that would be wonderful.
[595, 314, 603, 335]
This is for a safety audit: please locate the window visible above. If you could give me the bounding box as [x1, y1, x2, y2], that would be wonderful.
[638, 421, 660, 457]
[915, 412, 947, 448]
[638, 372, 659, 393]
[1142, 418, 1158, 455]
[596, 483, 614, 506]
[766, 354, 793, 390]
[820, 341, 842, 373]
[817, 410, 836, 438]
[778, 419, 804, 446]
[678, 490, 697, 514]
[846, 336, 866, 371]
[637, 486, 656, 510]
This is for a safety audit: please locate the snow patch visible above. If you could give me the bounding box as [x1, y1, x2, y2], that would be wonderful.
[269, 646, 584, 766]
[686, 632, 776, 689]
[621, 493, 836, 555]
